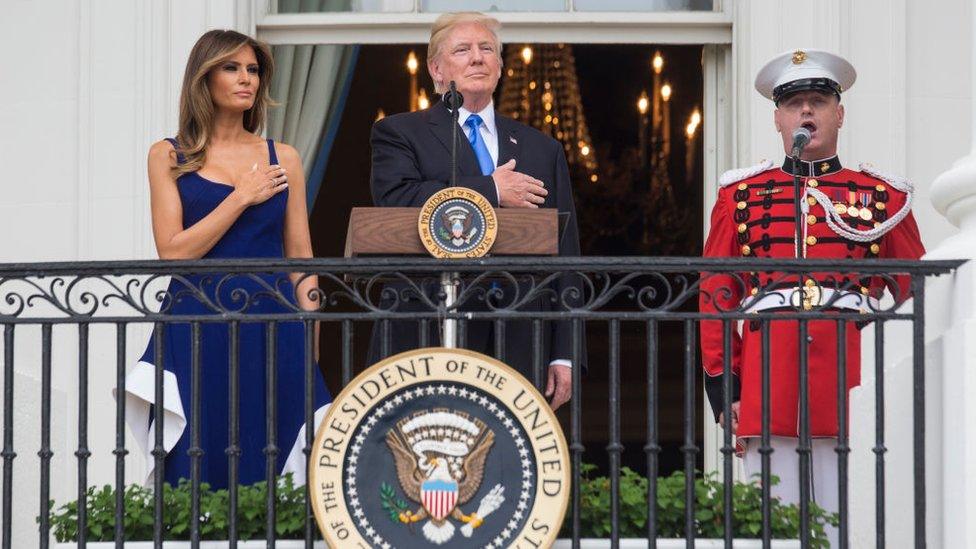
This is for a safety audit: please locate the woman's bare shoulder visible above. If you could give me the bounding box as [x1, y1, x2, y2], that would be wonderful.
[273, 141, 301, 166]
[148, 139, 178, 168]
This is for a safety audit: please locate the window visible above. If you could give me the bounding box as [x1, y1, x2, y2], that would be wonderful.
[256, 0, 733, 477]
[273, 0, 715, 13]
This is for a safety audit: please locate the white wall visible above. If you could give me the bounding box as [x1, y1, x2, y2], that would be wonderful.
[732, 0, 967, 251]
[732, 1, 971, 547]
[0, 1, 253, 545]
[0, 0, 970, 546]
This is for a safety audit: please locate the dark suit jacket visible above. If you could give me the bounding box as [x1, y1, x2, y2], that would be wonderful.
[367, 101, 584, 381]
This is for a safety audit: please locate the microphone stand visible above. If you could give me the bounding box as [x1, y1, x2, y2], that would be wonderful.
[442, 81, 463, 347]
[792, 149, 803, 259]
[449, 81, 460, 188]
[791, 147, 808, 310]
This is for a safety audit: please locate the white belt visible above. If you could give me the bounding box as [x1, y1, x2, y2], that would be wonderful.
[743, 287, 880, 313]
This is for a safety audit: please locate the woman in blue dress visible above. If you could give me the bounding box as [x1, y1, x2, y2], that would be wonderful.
[121, 30, 331, 490]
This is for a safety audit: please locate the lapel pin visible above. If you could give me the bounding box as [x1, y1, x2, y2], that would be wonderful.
[509, 136, 518, 144]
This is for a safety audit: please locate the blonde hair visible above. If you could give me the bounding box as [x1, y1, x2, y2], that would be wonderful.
[172, 30, 275, 176]
[427, 12, 502, 94]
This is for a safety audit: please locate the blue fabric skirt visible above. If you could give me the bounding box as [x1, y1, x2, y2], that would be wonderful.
[133, 273, 331, 489]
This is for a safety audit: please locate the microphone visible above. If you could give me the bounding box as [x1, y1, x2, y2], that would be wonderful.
[447, 81, 463, 187]
[789, 126, 812, 260]
[443, 86, 464, 112]
[791, 127, 812, 157]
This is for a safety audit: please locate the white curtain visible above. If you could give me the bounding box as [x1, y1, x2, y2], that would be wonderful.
[267, 0, 356, 206]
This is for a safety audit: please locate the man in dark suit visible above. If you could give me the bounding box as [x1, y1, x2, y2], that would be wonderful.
[367, 11, 583, 409]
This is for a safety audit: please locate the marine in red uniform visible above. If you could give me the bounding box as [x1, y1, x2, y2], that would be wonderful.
[699, 49, 925, 545]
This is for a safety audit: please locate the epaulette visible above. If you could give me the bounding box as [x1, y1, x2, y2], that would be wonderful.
[858, 163, 913, 193]
[718, 159, 774, 188]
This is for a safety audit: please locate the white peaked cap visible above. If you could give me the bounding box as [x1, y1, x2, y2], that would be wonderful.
[754, 49, 856, 103]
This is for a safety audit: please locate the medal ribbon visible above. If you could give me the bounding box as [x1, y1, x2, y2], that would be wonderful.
[807, 187, 913, 243]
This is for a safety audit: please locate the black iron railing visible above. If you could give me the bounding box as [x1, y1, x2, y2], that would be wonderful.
[0, 257, 962, 549]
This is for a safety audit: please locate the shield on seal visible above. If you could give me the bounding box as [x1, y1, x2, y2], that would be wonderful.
[420, 478, 459, 521]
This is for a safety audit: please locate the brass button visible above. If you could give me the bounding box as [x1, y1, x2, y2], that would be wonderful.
[807, 178, 819, 188]
[806, 235, 817, 246]
[737, 201, 747, 210]
[737, 223, 748, 234]
[875, 202, 886, 211]
[807, 196, 817, 206]
[876, 184, 886, 192]
[807, 214, 817, 225]
[738, 183, 748, 190]
[741, 244, 751, 255]
[874, 221, 881, 228]
[870, 243, 880, 254]
[750, 287, 759, 296]
[805, 278, 817, 287]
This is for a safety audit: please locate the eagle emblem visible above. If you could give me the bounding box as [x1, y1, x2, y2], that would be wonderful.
[418, 187, 496, 258]
[439, 205, 479, 247]
[384, 409, 505, 544]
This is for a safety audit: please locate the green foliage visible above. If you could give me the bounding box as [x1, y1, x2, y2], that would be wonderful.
[44, 475, 315, 542]
[379, 482, 409, 523]
[46, 469, 838, 545]
[562, 464, 838, 547]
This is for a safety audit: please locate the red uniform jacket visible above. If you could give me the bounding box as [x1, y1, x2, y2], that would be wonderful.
[700, 156, 925, 438]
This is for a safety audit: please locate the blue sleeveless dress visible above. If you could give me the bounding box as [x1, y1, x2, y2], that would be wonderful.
[136, 138, 331, 489]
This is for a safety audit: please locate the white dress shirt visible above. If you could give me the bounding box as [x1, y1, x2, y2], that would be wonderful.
[457, 103, 572, 371]
[457, 102, 499, 167]
[457, 103, 502, 204]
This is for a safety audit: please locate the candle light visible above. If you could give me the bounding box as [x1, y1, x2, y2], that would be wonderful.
[406, 51, 418, 74]
[637, 90, 649, 170]
[661, 82, 672, 158]
[521, 46, 533, 65]
[417, 88, 430, 110]
[407, 51, 419, 111]
[376, 108, 386, 122]
[685, 108, 701, 183]
[652, 51, 664, 149]
[637, 92, 650, 115]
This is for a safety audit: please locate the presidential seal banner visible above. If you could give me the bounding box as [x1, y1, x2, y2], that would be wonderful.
[309, 348, 570, 548]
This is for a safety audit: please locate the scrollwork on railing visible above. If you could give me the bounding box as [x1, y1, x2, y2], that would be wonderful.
[0, 258, 950, 322]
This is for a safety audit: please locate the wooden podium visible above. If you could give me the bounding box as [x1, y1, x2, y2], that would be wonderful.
[344, 206, 561, 347]
[344, 207, 559, 257]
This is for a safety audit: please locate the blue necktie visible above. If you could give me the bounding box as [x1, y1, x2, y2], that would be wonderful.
[464, 114, 495, 176]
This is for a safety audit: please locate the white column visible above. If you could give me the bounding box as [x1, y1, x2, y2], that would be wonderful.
[924, 2, 976, 546]
[0, 2, 256, 546]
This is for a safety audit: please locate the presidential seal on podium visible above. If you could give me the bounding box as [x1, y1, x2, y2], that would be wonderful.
[418, 187, 497, 259]
[309, 348, 570, 548]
